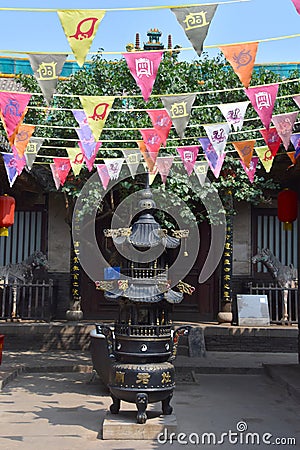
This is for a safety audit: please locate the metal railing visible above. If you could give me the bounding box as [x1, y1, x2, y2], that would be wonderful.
[248, 282, 298, 324]
[0, 279, 54, 321]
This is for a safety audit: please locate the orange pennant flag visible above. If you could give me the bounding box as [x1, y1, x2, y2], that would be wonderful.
[287, 151, 296, 165]
[137, 140, 155, 172]
[11, 123, 35, 158]
[219, 42, 258, 88]
[232, 139, 256, 168]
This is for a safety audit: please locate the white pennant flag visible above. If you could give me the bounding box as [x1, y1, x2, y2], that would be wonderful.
[193, 161, 208, 186]
[104, 158, 124, 180]
[203, 123, 231, 156]
[218, 101, 249, 131]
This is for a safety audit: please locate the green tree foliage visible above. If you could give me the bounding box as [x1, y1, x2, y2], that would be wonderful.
[16, 50, 300, 225]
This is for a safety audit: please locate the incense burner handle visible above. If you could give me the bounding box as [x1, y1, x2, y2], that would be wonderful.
[95, 323, 116, 359]
[169, 325, 192, 361]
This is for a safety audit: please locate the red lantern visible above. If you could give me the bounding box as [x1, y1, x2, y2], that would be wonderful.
[277, 189, 298, 231]
[0, 194, 15, 237]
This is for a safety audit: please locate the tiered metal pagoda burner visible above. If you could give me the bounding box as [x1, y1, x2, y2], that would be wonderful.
[94, 188, 191, 424]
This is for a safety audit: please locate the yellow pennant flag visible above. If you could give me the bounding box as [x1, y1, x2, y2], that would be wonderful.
[255, 145, 275, 173]
[66, 147, 84, 176]
[79, 96, 114, 141]
[232, 139, 255, 168]
[57, 10, 105, 67]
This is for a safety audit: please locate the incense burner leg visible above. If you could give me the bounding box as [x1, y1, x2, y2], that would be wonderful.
[162, 392, 173, 415]
[110, 393, 120, 414]
[136, 392, 148, 424]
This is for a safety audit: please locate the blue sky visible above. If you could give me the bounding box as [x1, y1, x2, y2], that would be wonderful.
[0, 0, 299, 64]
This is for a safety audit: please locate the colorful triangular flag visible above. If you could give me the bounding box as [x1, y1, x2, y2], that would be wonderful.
[232, 140, 255, 168]
[245, 84, 279, 130]
[123, 51, 163, 102]
[161, 94, 196, 139]
[137, 140, 155, 172]
[28, 54, 68, 105]
[218, 101, 249, 131]
[199, 137, 225, 178]
[171, 5, 218, 57]
[259, 127, 282, 157]
[255, 146, 275, 172]
[177, 146, 199, 176]
[156, 156, 174, 184]
[291, 0, 300, 14]
[139, 129, 162, 164]
[0, 92, 32, 139]
[57, 10, 105, 67]
[50, 163, 61, 190]
[239, 156, 259, 183]
[193, 161, 208, 186]
[290, 133, 300, 159]
[11, 148, 26, 175]
[2, 153, 18, 187]
[96, 164, 110, 190]
[12, 123, 35, 158]
[78, 140, 101, 172]
[203, 122, 231, 156]
[146, 109, 172, 146]
[271, 111, 298, 150]
[25, 137, 44, 170]
[53, 157, 71, 186]
[66, 148, 84, 176]
[143, 162, 158, 185]
[104, 158, 124, 180]
[79, 96, 114, 141]
[219, 42, 258, 88]
[122, 149, 142, 179]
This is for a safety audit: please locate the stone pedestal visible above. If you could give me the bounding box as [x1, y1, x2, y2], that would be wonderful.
[102, 402, 177, 440]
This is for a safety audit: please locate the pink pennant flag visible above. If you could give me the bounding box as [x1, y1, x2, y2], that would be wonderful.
[123, 51, 163, 102]
[0, 92, 32, 139]
[96, 164, 110, 190]
[240, 156, 259, 183]
[53, 157, 71, 186]
[139, 128, 163, 164]
[244, 84, 279, 130]
[146, 109, 172, 147]
[78, 140, 101, 172]
[271, 111, 298, 150]
[50, 163, 61, 190]
[292, 95, 300, 109]
[156, 156, 174, 184]
[291, 0, 300, 14]
[177, 146, 199, 176]
[259, 127, 282, 157]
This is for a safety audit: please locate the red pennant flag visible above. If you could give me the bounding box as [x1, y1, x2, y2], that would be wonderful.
[123, 51, 163, 102]
[53, 158, 71, 186]
[139, 129, 162, 164]
[177, 146, 199, 176]
[0, 92, 32, 139]
[146, 109, 172, 147]
[245, 84, 279, 130]
[259, 127, 282, 157]
[271, 112, 298, 150]
[219, 42, 258, 88]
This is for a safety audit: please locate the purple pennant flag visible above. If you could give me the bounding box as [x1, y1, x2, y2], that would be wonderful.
[198, 137, 218, 169]
[244, 84, 279, 130]
[78, 141, 101, 172]
[2, 153, 18, 187]
[271, 111, 298, 150]
[290, 133, 300, 158]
